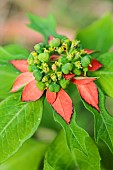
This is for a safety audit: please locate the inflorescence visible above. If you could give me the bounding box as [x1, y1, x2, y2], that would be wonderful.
[28, 37, 92, 92]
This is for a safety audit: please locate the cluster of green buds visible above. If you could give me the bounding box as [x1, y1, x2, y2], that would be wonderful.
[27, 37, 92, 92]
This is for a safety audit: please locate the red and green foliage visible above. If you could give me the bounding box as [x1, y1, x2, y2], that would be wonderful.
[0, 13, 113, 170]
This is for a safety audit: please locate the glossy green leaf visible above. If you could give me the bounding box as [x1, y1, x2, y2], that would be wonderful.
[53, 111, 88, 154]
[27, 13, 65, 43]
[0, 93, 43, 163]
[44, 130, 100, 170]
[53, 110, 101, 170]
[0, 46, 28, 99]
[88, 52, 113, 98]
[82, 87, 113, 155]
[0, 64, 19, 99]
[76, 14, 113, 54]
[44, 131, 77, 170]
[0, 139, 48, 170]
[0, 46, 28, 63]
[4, 44, 29, 59]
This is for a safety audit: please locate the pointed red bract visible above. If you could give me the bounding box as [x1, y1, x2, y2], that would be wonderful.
[52, 89, 73, 124]
[84, 49, 95, 54]
[64, 74, 75, 80]
[72, 77, 99, 111]
[88, 59, 103, 71]
[71, 77, 96, 85]
[10, 60, 28, 72]
[22, 80, 44, 102]
[46, 89, 57, 104]
[10, 72, 34, 92]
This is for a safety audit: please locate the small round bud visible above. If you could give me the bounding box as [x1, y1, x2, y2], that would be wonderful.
[42, 76, 48, 82]
[81, 55, 92, 67]
[36, 81, 45, 90]
[60, 78, 69, 89]
[50, 73, 57, 81]
[73, 68, 81, 75]
[33, 69, 42, 81]
[49, 38, 60, 47]
[62, 63, 73, 74]
[49, 82, 60, 92]
[34, 43, 44, 53]
[38, 52, 50, 62]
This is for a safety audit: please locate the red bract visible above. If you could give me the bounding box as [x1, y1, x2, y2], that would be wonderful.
[88, 59, 103, 71]
[22, 80, 44, 102]
[52, 89, 73, 124]
[10, 60, 28, 73]
[71, 77, 100, 111]
[10, 53, 102, 123]
[84, 49, 95, 54]
[46, 89, 57, 104]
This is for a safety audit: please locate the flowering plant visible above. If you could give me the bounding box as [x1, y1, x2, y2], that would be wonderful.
[0, 13, 113, 170]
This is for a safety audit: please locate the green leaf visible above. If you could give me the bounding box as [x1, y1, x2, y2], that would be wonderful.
[0, 139, 48, 170]
[0, 46, 28, 63]
[88, 52, 113, 98]
[53, 110, 88, 154]
[27, 13, 65, 43]
[76, 14, 113, 54]
[44, 130, 101, 170]
[0, 64, 19, 99]
[4, 44, 29, 59]
[0, 45, 28, 99]
[44, 131, 78, 170]
[0, 93, 43, 163]
[53, 110, 101, 170]
[82, 87, 113, 155]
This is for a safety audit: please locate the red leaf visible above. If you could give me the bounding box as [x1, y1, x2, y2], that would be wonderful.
[52, 89, 73, 124]
[84, 49, 95, 54]
[72, 78, 99, 111]
[71, 77, 96, 85]
[10, 60, 28, 72]
[50, 54, 60, 61]
[46, 89, 57, 104]
[10, 72, 34, 92]
[88, 59, 103, 71]
[64, 74, 75, 80]
[22, 80, 44, 101]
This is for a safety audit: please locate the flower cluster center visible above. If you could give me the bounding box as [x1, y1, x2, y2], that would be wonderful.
[28, 37, 92, 92]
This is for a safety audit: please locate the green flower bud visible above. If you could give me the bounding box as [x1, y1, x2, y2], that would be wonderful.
[49, 82, 60, 92]
[43, 67, 50, 73]
[74, 61, 81, 69]
[38, 52, 50, 62]
[33, 69, 42, 81]
[42, 76, 48, 82]
[52, 64, 57, 71]
[56, 72, 62, 80]
[81, 55, 92, 67]
[57, 46, 64, 54]
[50, 73, 57, 81]
[60, 78, 69, 89]
[58, 56, 68, 64]
[49, 38, 60, 47]
[36, 81, 45, 90]
[73, 68, 81, 75]
[28, 53, 34, 65]
[62, 63, 73, 74]
[34, 43, 44, 53]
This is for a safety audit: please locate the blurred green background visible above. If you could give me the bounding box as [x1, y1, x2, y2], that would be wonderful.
[0, 0, 113, 47]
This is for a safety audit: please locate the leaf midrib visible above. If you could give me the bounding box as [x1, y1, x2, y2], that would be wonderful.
[0, 104, 28, 137]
